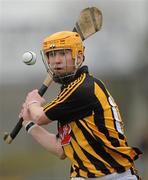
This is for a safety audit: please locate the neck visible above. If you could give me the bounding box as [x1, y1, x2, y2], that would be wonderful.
[53, 72, 76, 85]
[53, 65, 88, 85]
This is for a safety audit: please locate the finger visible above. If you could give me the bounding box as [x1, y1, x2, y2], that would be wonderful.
[28, 89, 38, 96]
[22, 102, 26, 108]
[19, 113, 22, 119]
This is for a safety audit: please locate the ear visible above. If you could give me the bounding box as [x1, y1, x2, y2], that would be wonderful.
[77, 52, 84, 65]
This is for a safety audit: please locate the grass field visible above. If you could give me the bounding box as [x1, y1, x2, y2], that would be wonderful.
[0, 148, 69, 180]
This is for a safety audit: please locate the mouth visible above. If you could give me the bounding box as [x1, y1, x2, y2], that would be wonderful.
[54, 67, 62, 70]
[53, 67, 64, 74]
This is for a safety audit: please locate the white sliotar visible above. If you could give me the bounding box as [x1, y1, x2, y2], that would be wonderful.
[22, 51, 36, 65]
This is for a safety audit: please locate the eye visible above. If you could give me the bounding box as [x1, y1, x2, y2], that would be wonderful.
[59, 50, 66, 56]
[48, 52, 55, 57]
[60, 49, 71, 56]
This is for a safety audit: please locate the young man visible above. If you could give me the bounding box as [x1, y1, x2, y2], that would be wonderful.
[19, 31, 142, 180]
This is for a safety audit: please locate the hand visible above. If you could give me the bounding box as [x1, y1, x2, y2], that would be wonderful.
[19, 89, 48, 125]
[26, 89, 45, 107]
[19, 102, 31, 121]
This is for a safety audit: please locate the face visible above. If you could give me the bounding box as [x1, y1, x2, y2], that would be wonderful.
[47, 49, 82, 76]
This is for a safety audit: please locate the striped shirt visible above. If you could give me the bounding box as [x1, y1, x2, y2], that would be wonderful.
[43, 66, 142, 178]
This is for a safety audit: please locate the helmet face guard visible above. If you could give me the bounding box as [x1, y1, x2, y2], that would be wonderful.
[41, 31, 85, 84]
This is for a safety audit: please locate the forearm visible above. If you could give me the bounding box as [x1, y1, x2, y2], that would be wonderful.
[23, 121, 66, 159]
[28, 104, 51, 125]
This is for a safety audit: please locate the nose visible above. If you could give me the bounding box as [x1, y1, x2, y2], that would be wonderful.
[54, 53, 61, 64]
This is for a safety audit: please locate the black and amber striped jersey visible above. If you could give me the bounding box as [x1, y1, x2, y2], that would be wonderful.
[43, 66, 142, 178]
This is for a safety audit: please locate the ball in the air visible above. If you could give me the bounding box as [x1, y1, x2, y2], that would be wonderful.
[22, 51, 36, 65]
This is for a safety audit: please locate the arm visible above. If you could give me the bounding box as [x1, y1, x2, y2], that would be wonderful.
[22, 89, 52, 125]
[19, 91, 66, 159]
[28, 103, 51, 125]
[23, 120, 66, 159]
[43, 73, 96, 124]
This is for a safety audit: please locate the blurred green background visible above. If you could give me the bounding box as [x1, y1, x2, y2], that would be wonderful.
[1, 0, 148, 179]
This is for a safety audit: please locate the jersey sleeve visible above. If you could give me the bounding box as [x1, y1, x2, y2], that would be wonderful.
[43, 73, 96, 125]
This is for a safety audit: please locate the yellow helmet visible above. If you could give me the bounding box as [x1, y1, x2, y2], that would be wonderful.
[42, 31, 84, 59]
